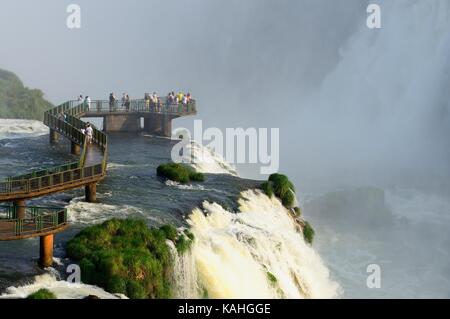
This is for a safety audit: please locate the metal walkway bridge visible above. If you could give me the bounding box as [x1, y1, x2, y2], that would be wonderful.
[0, 97, 196, 266]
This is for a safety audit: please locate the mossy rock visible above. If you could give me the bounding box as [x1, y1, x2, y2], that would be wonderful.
[66, 218, 180, 299]
[261, 181, 274, 198]
[266, 272, 277, 286]
[293, 207, 302, 217]
[157, 163, 205, 184]
[260, 173, 296, 209]
[303, 221, 315, 244]
[26, 288, 56, 299]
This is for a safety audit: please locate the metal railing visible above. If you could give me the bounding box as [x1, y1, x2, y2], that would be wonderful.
[82, 98, 197, 115]
[0, 164, 104, 195]
[1, 99, 108, 199]
[0, 205, 67, 237]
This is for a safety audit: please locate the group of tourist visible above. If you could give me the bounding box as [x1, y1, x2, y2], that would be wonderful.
[78, 91, 194, 113]
[80, 122, 94, 144]
[77, 94, 91, 109]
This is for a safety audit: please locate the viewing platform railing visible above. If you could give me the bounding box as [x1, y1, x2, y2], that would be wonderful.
[81, 98, 197, 115]
[0, 205, 67, 238]
[0, 99, 108, 199]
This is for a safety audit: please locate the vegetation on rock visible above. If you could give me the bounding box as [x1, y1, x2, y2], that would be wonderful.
[66, 218, 194, 299]
[303, 221, 315, 245]
[26, 288, 56, 299]
[0, 69, 53, 120]
[157, 162, 205, 184]
[260, 173, 315, 244]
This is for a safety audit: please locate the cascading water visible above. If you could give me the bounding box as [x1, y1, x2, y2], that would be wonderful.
[172, 190, 340, 299]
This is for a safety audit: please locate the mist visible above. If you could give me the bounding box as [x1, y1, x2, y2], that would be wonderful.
[1, 0, 450, 298]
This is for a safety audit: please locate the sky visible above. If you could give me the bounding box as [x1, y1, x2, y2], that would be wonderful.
[1, 0, 449, 191]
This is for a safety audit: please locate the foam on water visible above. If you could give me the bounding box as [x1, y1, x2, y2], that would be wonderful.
[0, 119, 49, 140]
[0, 273, 125, 299]
[184, 141, 239, 176]
[66, 195, 161, 225]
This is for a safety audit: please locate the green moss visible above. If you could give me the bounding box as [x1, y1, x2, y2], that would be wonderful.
[303, 221, 315, 244]
[157, 163, 205, 184]
[261, 173, 296, 209]
[267, 272, 277, 285]
[27, 289, 56, 299]
[160, 225, 178, 242]
[66, 218, 178, 299]
[293, 207, 302, 217]
[260, 181, 274, 198]
[281, 190, 295, 208]
[176, 231, 194, 254]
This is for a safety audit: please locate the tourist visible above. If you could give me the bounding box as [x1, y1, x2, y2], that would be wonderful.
[77, 95, 83, 105]
[121, 93, 126, 108]
[85, 123, 93, 144]
[85, 96, 91, 110]
[177, 92, 184, 104]
[151, 92, 159, 112]
[125, 94, 131, 111]
[109, 93, 116, 111]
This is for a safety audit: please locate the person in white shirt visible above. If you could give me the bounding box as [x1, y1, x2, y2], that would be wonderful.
[85, 96, 91, 110]
[85, 123, 93, 144]
[77, 95, 83, 105]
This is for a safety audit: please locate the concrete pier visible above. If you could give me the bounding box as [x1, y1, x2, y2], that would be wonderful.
[103, 114, 140, 132]
[143, 114, 173, 137]
[39, 234, 54, 267]
[85, 183, 97, 203]
[13, 199, 25, 219]
[71, 141, 81, 155]
[49, 129, 58, 144]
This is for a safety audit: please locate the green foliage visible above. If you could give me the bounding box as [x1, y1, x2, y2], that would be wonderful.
[157, 163, 205, 184]
[261, 173, 296, 209]
[175, 231, 194, 254]
[293, 207, 302, 217]
[303, 221, 315, 245]
[26, 288, 56, 299]
[160, 225, 178, 242]
[266, 272, 277, 285]
[0, 69, 53, 120]
[260, 181, 273, 198]
[66, 218, 180, 299]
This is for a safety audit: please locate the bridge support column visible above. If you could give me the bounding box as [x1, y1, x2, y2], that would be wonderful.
[103, 114, 140, 132]
[39, 234, 54, 268]
[162, 114, 172, 137]
[143, 114, 173, 137]
[71, 141, 81, 155]
[49, 129, 58, 144]
[85, 183, 97, 203]
[13, 199, 26, 220]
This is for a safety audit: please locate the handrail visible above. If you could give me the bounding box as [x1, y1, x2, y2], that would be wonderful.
[76, 99, 197, 115]
[0, 205, 67, 237]
[1, 98, 108, 198]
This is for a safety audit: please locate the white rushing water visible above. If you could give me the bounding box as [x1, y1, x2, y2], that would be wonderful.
[173, 190, 340, 299]
[0, 273, 125, 299]
[0, 119, 49, 140]
[183, 140, 239, 176]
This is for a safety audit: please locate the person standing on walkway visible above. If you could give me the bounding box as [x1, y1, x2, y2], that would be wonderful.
[85, 96, 91, 110]
[85, 123, 93, 144]
[109, 93, 116, 111]
[125, 94, 131, 111]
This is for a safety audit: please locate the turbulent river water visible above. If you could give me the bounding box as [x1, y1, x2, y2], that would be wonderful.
[0, 119, 342, 299]
[1, 119, 450, 298]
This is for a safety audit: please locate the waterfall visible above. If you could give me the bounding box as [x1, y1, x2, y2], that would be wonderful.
[174, 190, 340, 299]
